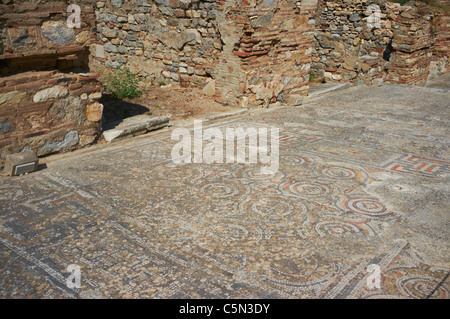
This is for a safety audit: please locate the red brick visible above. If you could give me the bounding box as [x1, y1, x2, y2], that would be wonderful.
[234, 51, 251, 58]
[14, 80, 47, 92]
[68, 83, 82, 90]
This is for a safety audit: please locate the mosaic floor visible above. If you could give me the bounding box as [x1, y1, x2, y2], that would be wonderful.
[1, 84, 449, 298]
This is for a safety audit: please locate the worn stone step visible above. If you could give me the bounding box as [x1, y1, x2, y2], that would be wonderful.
[102, 114, 170, 142]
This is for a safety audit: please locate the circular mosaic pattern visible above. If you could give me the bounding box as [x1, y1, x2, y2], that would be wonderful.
[156, 164, 204, 182]
[236, 165, 285, 182]
[212, 224, 250, 241]
[314, 220, 361, 237]
[271, 253, 320, 279]
[251, 197, 295, 218]
[281, 155, 310, 166]
[267, 253, 339, 294]
[97, 182, 147, 210]
[397, 276, 448, 299]
[321, 166, 356, 180]
[200, 182, 240, 199]
[346, 198, 388, 217]
[280, 181, 332, 198]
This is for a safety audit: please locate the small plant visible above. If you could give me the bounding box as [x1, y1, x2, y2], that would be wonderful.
[147, 112, 153, 116]
[101, 67, 143, 99]
[154, 105, 160, 108]
[309, 73, 318, 82]
[159, 81, 166, 86]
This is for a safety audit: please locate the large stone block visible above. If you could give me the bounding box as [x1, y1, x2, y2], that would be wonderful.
[33, 86, 68, 103]
[4, 150, 39, 176]
[41, 21, 75, 45]
[0, 91, 27, 106]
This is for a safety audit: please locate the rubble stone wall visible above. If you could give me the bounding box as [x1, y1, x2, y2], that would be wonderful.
[0, 0, 103, 169]
[93, 0, 319, 107]
[311, 0, 449, 86]
[429, 4, 449, 79]
[312, 0, 393, 84]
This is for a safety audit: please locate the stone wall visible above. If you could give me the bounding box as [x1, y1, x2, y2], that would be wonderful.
[93, 0, 319, 107]
[386, 2, 437, 86]
[92, 0, 222, 88]
[94, 0, 447, 101]
[311, 0, 393, 84]
[429, 6, 450, 79]
[0, 0, 103, 169]
[311, 0, 449, 86]
[229, 0, 318, 106]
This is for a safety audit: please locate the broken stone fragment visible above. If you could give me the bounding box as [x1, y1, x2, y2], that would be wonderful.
[0, 121, 12, 133]
[372, 78, 383, 86]
[349, 13, 360, 22]
[248, 74, 285, 102]
[203, 79, 216, 97]
[9, 28, 35, 47]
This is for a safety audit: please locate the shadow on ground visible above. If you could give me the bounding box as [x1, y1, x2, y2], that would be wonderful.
[100, 94, 150, 130]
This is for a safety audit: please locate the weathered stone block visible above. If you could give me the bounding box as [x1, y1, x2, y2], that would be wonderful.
[37, 130, 79, 156]
[4, 150, 38, 176]
[50, 96, 83, 122]
[0, 91, 27, 106]
[41, 21, 75, 45]
[86, 102, 103, 122]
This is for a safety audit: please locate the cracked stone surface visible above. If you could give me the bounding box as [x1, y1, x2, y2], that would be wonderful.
[0, 83, 449, 299]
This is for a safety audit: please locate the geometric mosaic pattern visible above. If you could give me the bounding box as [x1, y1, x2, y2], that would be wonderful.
[384, 155, 450, 177]
[1, 84, 449, 298]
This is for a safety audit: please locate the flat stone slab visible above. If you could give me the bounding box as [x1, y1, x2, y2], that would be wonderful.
[308, 82, 351, 98]
[102, 114, 170, 142]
